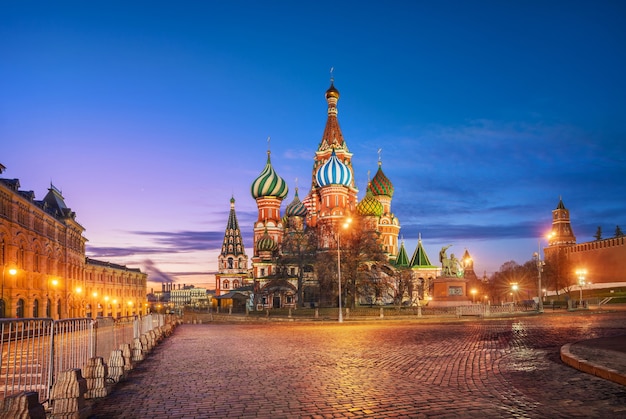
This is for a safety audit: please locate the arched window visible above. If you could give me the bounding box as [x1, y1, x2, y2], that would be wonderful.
[0, 300, 5, 318]
[16, 299, 25, 318]
[228, 258, 234, 269]
[33, 299, 39, 318]
[223, 280, 229, 289]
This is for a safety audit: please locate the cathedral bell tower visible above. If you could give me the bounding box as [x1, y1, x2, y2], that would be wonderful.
[215, 197, 249, 296]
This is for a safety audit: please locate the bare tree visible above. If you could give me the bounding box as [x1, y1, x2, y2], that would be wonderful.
[357, 263, 392, 306]
[544, 249, 572, 296]
[278, 225, 319, 307]
[313, 250, 336, 307]
[390, 266, 415, 307]
[339, 216, 388, 309]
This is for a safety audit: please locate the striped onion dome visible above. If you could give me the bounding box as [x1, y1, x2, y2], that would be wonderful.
[315, 149, 352, 187]
[370, 162, 394, 197]
[251, 151, 288, 199]
[256, 229, 278, 252]
[285, 188, 308, 217]
[356, 185, 383, 217]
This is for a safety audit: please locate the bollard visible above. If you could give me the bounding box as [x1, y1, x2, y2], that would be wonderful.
[50, 369, 90, 418]
[120, 343, 133, 371]
[107, 350, 126, 383]
[0, 391, 46, 419]
[83, 357, 108, 399]
[315, 308, 319, 318]
[379, 307, 384, 318]
[132, 337, 144, 362]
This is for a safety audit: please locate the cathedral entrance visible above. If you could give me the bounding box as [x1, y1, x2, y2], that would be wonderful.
[257, 279, 297, 310]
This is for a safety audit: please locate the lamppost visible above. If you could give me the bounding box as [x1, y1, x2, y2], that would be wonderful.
[48, 278, 59, 318]
[511, 283, 519, 305]
[1, 266, 17, 317]
[92, 292, 98, 319]
[336, 218, 352, 323]
[533, 251, 544, 313]
[576, 269, 587, 308]
[470, 288, 477, 303]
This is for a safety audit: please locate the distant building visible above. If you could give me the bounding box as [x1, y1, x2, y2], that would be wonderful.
[544, 198, 626, 286]
[0, 163, 147, 319]
[170, 285, 211, 309]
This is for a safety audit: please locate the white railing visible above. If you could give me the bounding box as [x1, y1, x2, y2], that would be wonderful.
[0, 319, 53, 405]
[0, 314, 174, 405]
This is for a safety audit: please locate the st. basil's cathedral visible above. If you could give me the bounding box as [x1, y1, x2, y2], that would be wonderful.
[215, 79, 477, 310]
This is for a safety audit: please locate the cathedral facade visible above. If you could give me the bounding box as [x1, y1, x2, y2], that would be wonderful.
[216, 81, 443, 309]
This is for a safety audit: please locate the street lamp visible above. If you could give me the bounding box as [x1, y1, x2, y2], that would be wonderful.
[533, 251, 545, 313]
[511, 283, 519, 305]
[92, 292, 98, 318]
[336, 217, 352, 323]
[1, 266, 17, 317]
[48, 278, 59, 318]
[2, 266, 17, 301]
[470, 288, 477, 303]
[576, 269, 587, 308]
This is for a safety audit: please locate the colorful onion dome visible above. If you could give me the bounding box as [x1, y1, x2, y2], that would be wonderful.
[251, 151, 288, 199]
[315, 149, 352, 187]
[370, 162, 394, 197]
[256, 229, 278, 252]
[356, 185, 383, 217]
[285, 188, 308, 217]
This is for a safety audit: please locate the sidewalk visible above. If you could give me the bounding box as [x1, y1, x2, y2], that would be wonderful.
[561, 335, 626, 386]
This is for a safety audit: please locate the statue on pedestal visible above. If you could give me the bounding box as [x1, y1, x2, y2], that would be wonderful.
[439, 245, 464, 277]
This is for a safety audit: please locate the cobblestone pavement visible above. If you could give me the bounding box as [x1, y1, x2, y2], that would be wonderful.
[88, 311, 626, 419]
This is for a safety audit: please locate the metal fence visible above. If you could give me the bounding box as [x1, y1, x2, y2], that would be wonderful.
[0, 314, 173, 405]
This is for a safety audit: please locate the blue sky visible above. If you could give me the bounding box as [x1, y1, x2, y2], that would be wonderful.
[2, 1, 625, 289]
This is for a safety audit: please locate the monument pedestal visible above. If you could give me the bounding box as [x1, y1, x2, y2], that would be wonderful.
[428, 276, 471, 307]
